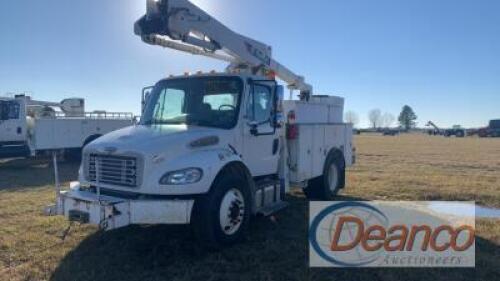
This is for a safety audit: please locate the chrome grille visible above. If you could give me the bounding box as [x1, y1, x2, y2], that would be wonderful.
[87, 154, 140, 187]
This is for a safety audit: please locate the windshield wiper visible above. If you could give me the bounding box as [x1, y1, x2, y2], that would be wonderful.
[144, 120, 185, 125]
[189, 119, 224, 128]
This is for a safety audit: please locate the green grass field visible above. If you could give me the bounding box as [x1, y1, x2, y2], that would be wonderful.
[0, 134, 499, 281]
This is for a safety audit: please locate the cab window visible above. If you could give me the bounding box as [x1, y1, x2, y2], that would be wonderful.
[152, 88, 186, 121]
[8, 102, 20, 119]
[0, 101, 20, 120]
[247, 85, 273, 124]
[203, 93, 237, 111]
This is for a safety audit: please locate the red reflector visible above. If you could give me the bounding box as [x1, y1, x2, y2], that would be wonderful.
[288, 111, 296, 120]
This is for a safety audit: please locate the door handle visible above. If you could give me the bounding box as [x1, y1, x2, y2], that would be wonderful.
[272, 138, 279, 155]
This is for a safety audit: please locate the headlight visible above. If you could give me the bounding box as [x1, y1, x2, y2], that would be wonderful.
[159, 168, 203, 185]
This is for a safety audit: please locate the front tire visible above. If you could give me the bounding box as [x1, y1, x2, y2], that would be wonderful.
[303, 152, 345, 200]
[192, 171, 251, 249]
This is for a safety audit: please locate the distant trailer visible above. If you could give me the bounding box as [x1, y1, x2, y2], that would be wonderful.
[0, 95, 135, 159]
[479, 119, 500, 138]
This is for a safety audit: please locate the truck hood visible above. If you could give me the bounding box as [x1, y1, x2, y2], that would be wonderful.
[85, 124, 229, 156]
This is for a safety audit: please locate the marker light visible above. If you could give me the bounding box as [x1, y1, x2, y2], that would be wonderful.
[266, 70, 276, 80]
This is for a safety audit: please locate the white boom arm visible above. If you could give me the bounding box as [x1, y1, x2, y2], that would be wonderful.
[26, 99, 62, 108]
[135, 0, 313, 99]
[16, 96, 85, 116]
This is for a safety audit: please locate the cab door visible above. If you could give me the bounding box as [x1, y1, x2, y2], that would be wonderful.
[0, 100, 26, 143]
[241, 81, 281, 177]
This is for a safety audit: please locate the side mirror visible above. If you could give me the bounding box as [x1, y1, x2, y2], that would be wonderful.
[141, 86, 153, 114]
[276, 85, 284, 102]
[248, 121, 259, 136]
[274, 85, 285, 128]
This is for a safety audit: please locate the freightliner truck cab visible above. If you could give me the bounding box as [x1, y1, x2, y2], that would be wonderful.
[0, 97, 29, 157]
[82, 73, 284, 200]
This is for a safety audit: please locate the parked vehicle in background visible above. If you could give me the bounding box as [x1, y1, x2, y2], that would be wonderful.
[426, 121, 465, 137]
[382, 128, 400, 136]
[466, 128, 479, 136]
[479, 119, 500, 137]
[0, 95, 135, 159]
[444, 125, 466, 138]
[426, 121, 442, 135]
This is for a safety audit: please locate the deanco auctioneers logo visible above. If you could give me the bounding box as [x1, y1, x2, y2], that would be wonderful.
[309, 201, 475, 267]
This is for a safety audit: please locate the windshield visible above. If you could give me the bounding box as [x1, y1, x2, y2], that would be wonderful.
[0, 100, 20, 120]
[141, 77, 243, 129]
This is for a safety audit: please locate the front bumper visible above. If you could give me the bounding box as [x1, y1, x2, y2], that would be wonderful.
[52, 183, 195, 230]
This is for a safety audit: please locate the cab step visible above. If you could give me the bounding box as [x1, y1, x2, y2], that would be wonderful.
[257, 201, 289, 216]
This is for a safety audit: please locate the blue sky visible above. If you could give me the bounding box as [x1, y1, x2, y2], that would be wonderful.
[1, 0, 499, 128]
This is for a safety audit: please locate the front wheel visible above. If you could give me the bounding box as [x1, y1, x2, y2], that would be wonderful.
[192, 172, 251, 249]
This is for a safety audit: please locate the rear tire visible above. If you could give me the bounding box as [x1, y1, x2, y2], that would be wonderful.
[303, 152, 345, 200]
[192, 170, 251, 249]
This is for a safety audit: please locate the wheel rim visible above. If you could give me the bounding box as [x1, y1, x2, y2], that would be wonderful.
[219, 188, 245, 235]
[328, 163, 339, 191]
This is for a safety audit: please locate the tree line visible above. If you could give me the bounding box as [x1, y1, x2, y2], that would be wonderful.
[344, 105, 417, 131]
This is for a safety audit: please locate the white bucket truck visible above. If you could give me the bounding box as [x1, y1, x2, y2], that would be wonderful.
[0, 95, 134, 159]
[48, 0, 355, 247]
